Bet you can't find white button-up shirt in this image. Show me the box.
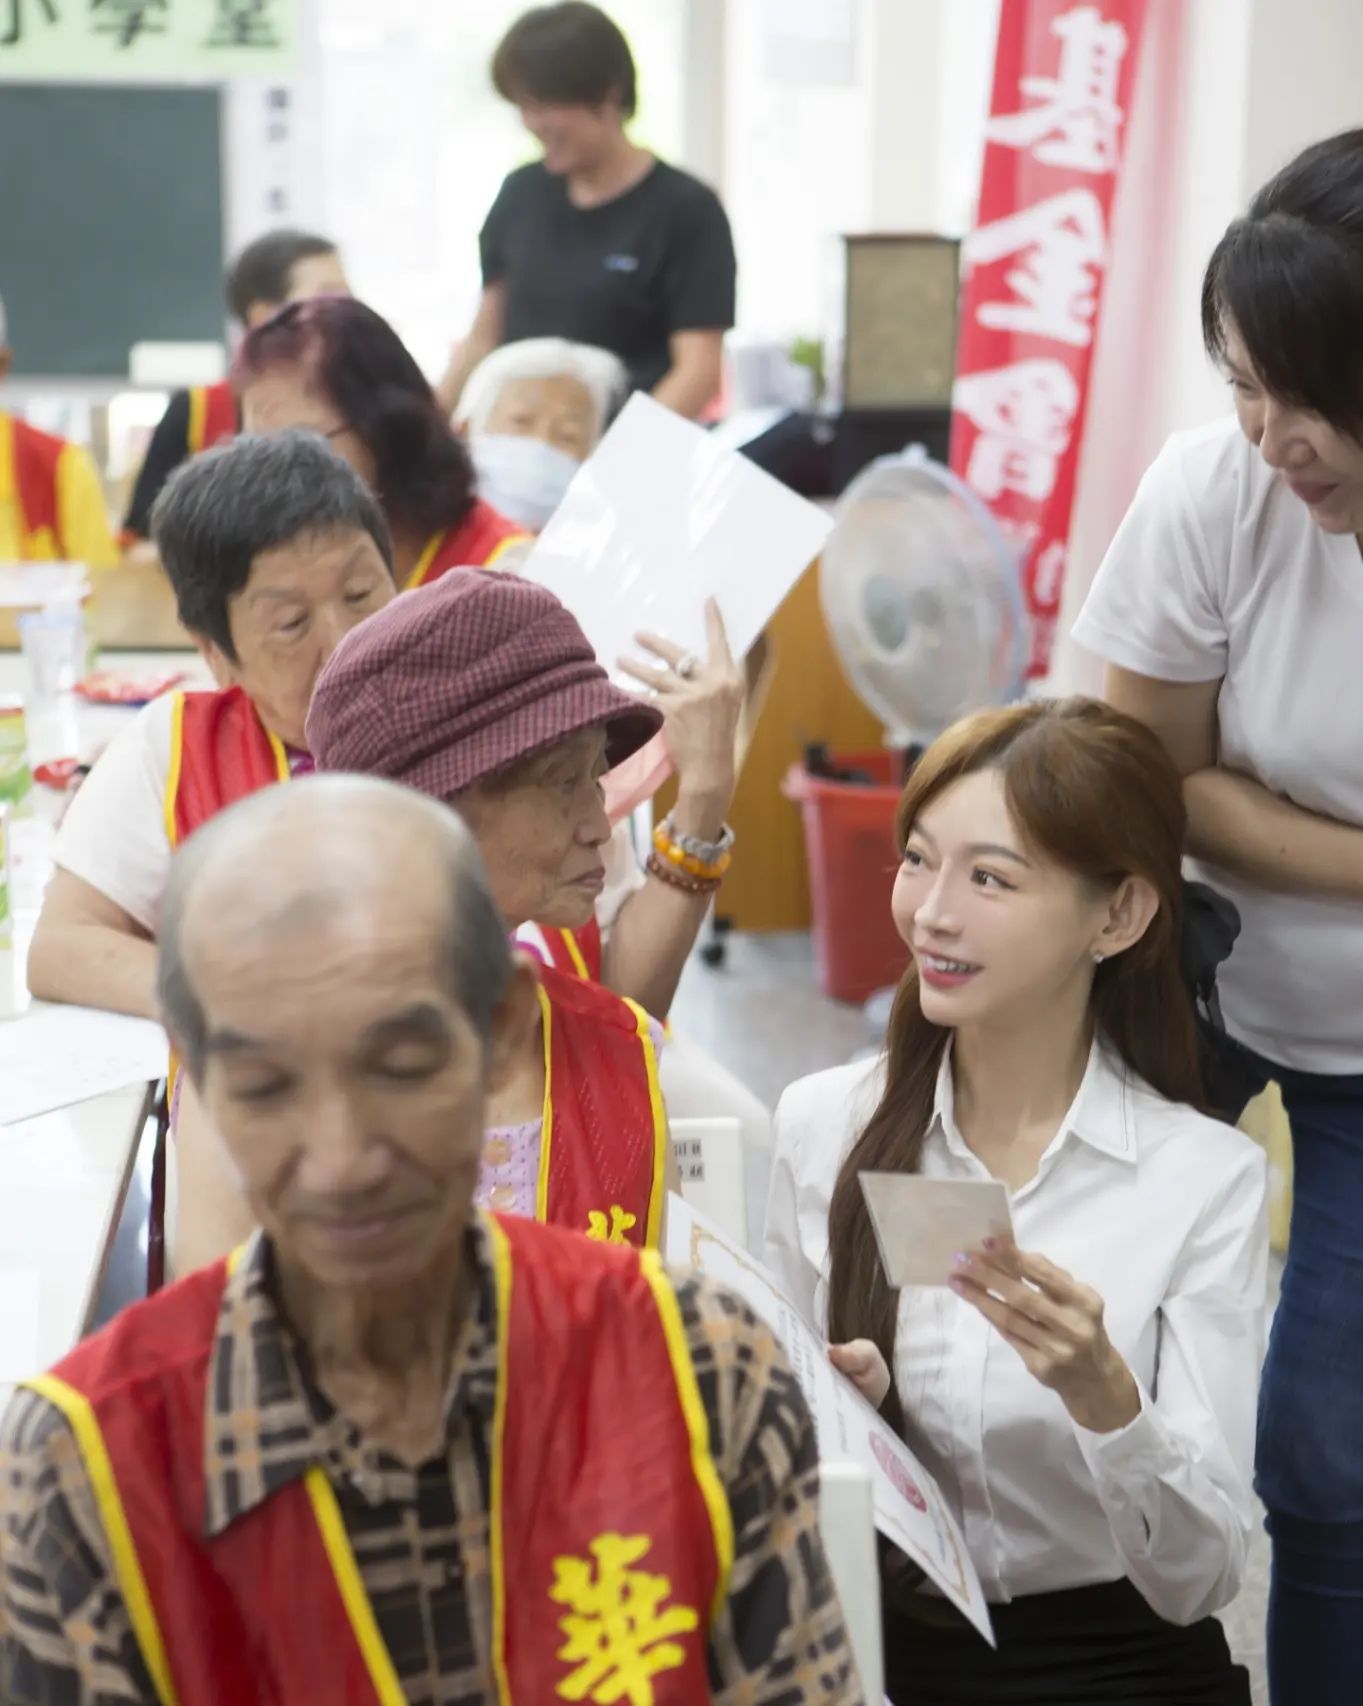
[762,1041,1269,1625]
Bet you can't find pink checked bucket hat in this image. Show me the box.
[304,569,662,797]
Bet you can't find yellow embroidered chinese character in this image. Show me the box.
[550,1532,698,1704]
[585,1204,637,1244]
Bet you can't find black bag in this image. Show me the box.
[1179,880,1264,1120]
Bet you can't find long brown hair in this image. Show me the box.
[825,698,1202,1436]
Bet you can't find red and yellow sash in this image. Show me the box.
[539,917,604,983]
[163,687,291,849]
[25,1214,730,1704]
[404,499,527,590]
[1,411,63,558]
[536,963,666,1248]
[186,381,238,456]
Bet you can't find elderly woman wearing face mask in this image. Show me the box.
[306,568,684,1248]
[457,336,627,531]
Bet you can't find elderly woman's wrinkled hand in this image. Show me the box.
[618,599,744,811]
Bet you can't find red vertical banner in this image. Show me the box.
[949,0,1148,677]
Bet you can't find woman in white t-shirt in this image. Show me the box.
[1074,129,1363,1702]
[763,699,1265,1705]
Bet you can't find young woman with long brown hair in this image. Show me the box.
[763,699,1267,1705]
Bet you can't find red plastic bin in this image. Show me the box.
[784,749,911,1004]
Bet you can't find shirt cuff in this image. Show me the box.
[1071,1379,1167,1479]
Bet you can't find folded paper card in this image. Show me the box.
[860,1172,1014,1289]
[666,1194,994,1643]
[517,393,832,680]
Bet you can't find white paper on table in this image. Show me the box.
[0,1269,40,1383]
[0,1005,167,1127]
[666,1196,994,1643]
[860,1173,1014,1290]
[517,393,833,681]
[0,562,89,607]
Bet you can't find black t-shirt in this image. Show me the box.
[122,390,203,538]
[480,160,737,395]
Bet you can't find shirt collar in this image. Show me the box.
[931,1035,1138,1167]
[200,1215,501,1539]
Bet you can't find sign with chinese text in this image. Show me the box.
[949,0,1148,677]
[0,0,295,79]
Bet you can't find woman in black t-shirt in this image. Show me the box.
[438,2,736,423]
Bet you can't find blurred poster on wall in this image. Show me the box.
[0,0,297,80]
[949,0,1149,678]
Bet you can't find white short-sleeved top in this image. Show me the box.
[1073,414,1363,1071]
[53,689,644,942]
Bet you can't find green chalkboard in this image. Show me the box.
[0,83,225,379]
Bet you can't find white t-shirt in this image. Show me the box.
[54,689,645,943]
[1073,414,1363,1072]
[763,1043,1268,1622]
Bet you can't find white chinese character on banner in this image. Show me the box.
[954,359,1079,502]
[967,189,1107,348]
[986,4,1129,173]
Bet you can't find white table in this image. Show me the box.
[0,651,202,1403]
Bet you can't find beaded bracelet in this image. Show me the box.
[652,817,736,882]
[646,849,724,896]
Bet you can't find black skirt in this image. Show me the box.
[882,1578,1252,1705]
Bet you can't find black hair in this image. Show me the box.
[226,228,338,324]
[1202,128,1363,439]
[149,430,394,662]
[492,2,637,118]
[235,297,479,545]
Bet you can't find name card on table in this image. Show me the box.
[665,1195,994,1644]
[0,1005,168,1127]
[517,393,833,684]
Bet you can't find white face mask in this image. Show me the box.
[471,434,583,532]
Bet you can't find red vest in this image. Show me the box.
[164,687,290,848]
[405,500,527,589]
[26,1214,731,1704]
[5,412,63,551]
[536,963,666,1247]
[185,381,238,456]
[539,916,605,983]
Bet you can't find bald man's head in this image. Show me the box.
[158,775,513,1080]
[157,776,539,1291]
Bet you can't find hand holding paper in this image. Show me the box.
[949,1238,1143,1434]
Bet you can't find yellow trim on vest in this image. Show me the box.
[22,1373,181,1706]
[636,1252,735,1628]
[483,531,528,571]
[558,928,591,980]
[404,531,443,590]
[187,387,207,456]
[484,1211,516,1706]
[533,981,555,1223]
[163,692,186,850]
[625,999,668,1250]
[304,1468,407,1705]
[265,724,291,782]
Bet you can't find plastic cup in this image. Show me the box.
[17,604,87,704]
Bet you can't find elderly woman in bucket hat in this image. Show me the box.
[306,569,683,1246]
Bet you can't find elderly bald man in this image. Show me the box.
[0,777,859,1705]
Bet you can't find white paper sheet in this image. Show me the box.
[517,393,833,678]
[666,1196,994,1643]
[860,1173,1014,1289]
[0,1004,167,1127]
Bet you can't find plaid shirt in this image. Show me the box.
[0,1220,860,1704]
